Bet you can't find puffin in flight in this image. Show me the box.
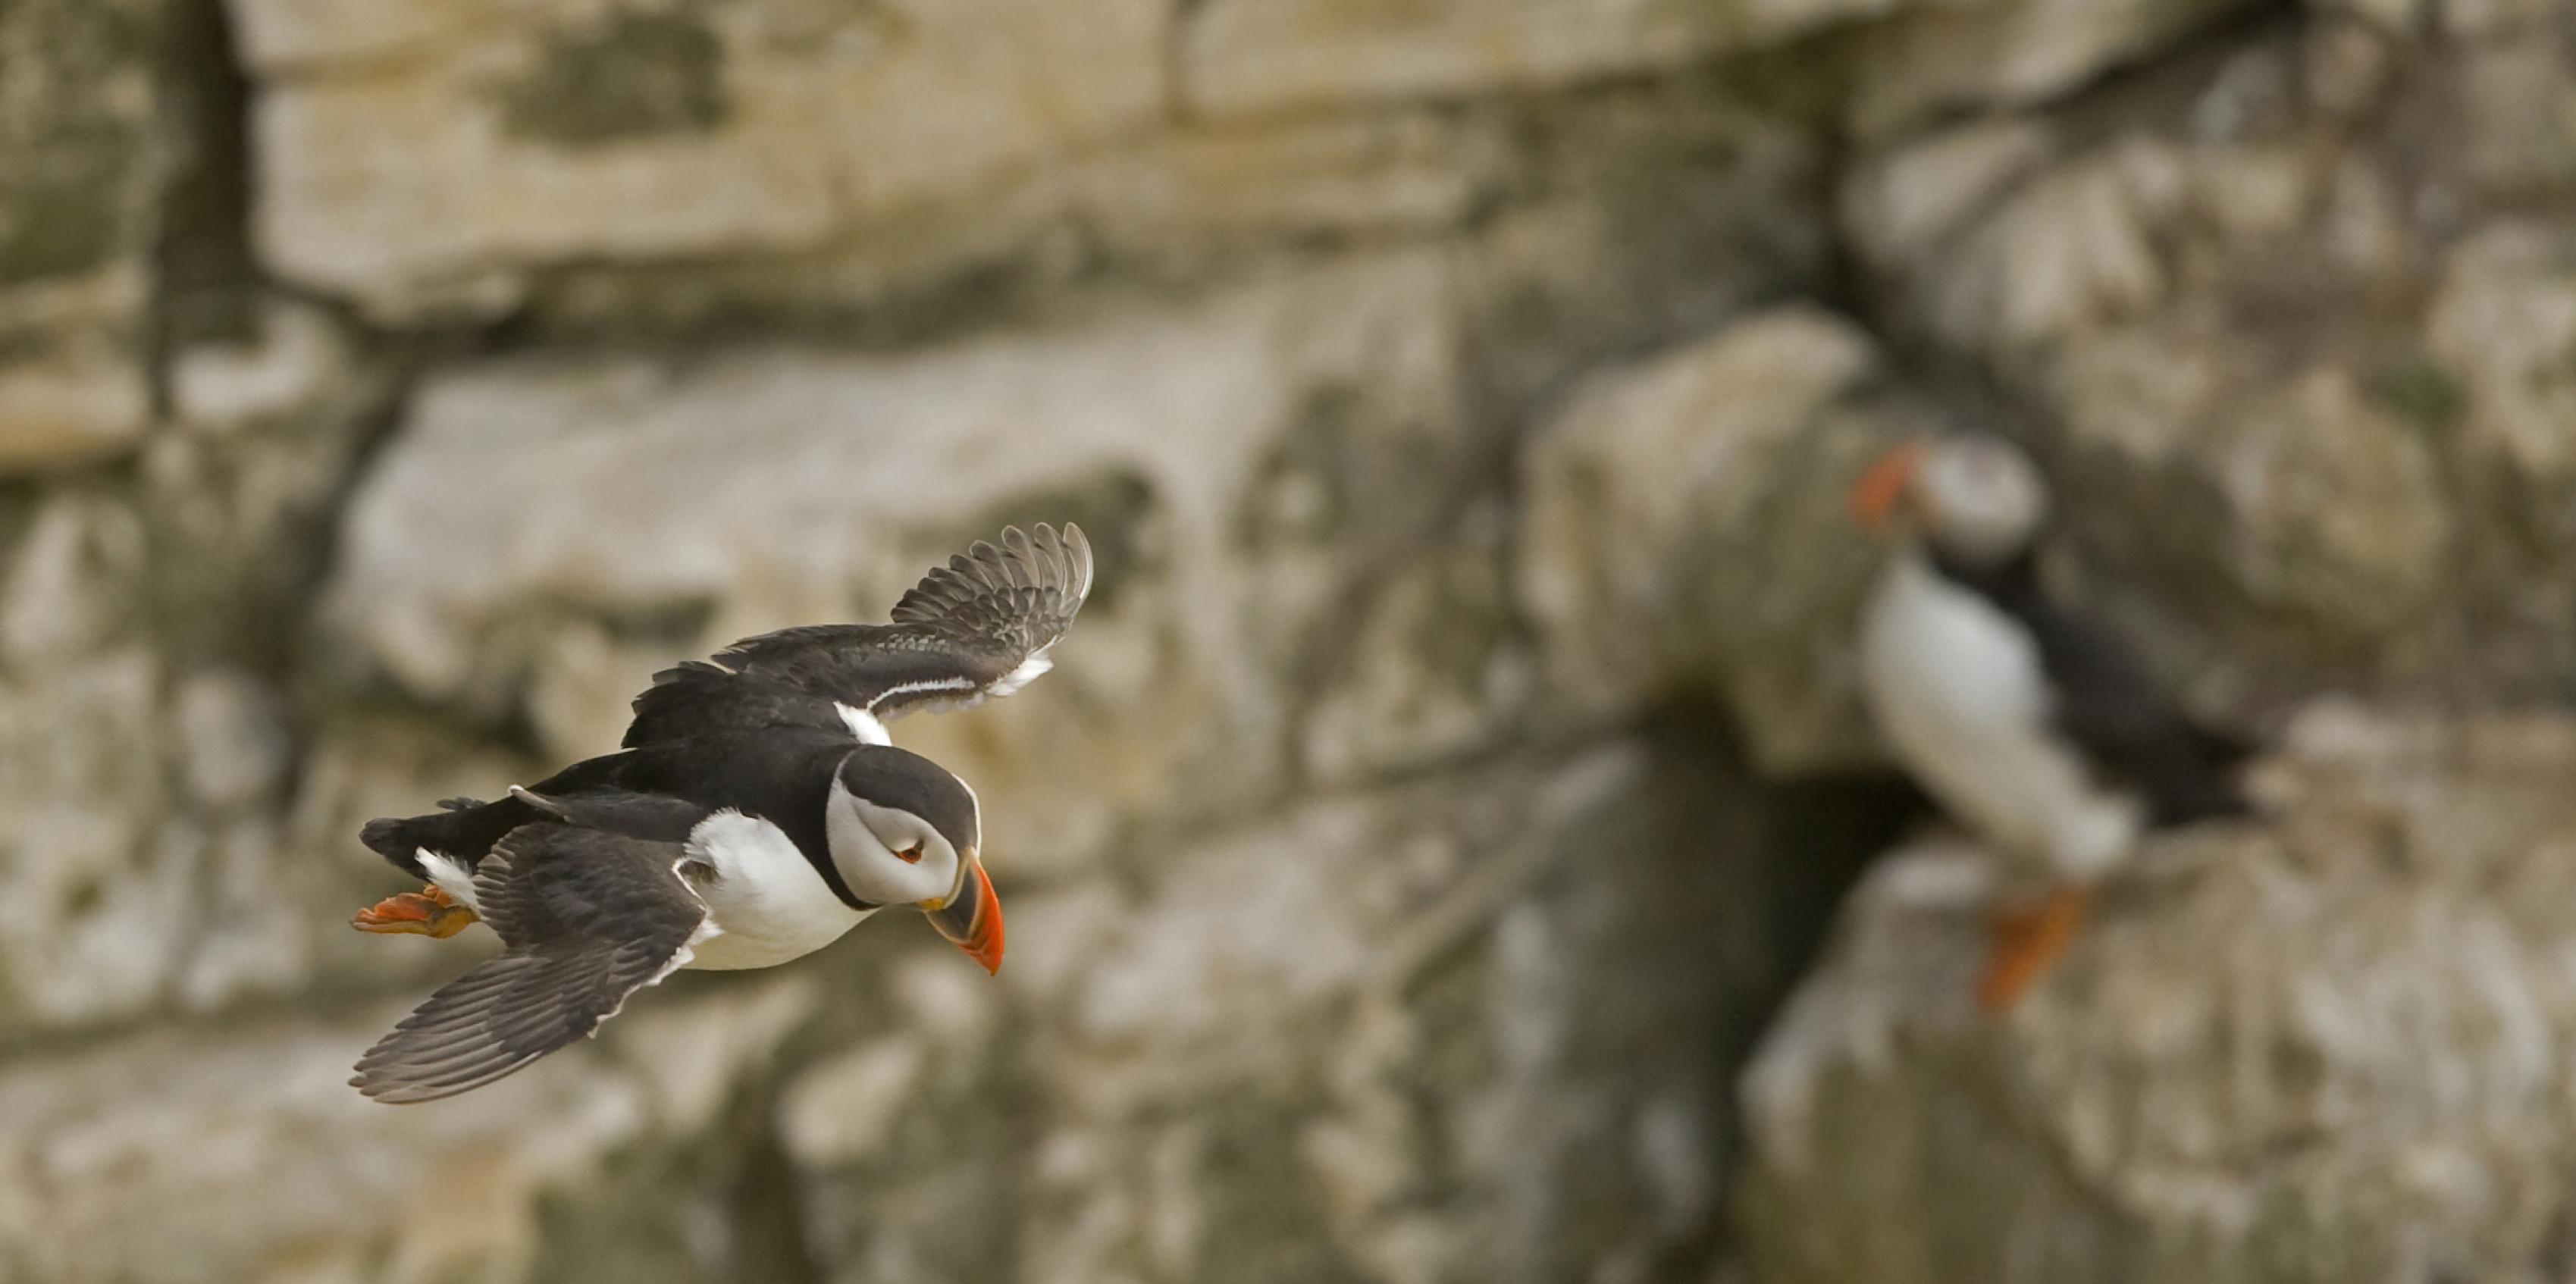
[346,523,1092,1101]
[1848,437,2252,1012]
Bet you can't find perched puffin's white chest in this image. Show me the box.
[1858,550,2140,879]
[679,812,873,970]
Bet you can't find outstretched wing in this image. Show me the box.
[622,522,1093,748]
[352,824,706,1104]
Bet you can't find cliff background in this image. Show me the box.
[3,1,2573,1281]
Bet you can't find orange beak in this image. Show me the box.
[923,860,1004,975]
[1848,440,1928,534]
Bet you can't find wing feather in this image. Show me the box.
[352,824,706,1104]
[622,522,1092,747]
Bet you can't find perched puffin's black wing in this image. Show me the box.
[622,522,1092,747]
[1938,550,2255,826]
[2026,608,2254,825]
[352,824,704,1104]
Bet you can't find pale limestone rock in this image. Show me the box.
[143,316,393,661]
[2302,16,2397,119]
[1853,27,2486,656]
[1302,531,1529,786]
[719,0,1166,215]
[1740,709,2576,1284]
[1920,141,2178,353]
[227,0,514,72]
[2309,0,2426,30]
[1517,305,1890,772]
[174,669,294,812]
[171,301,358,433]
[15,3,2574,1279]
[613,974,822,1132]
[1840,118,2059,271]
[2045,326,2228,468]
[1058,788,1399,1052]
[327,254,1464,874]
[0,650,177,1026]
[254,55,843,319]
[1851,0,2258,136]
[2440,0,2566,36]
[0,979,813,1284]
[2043,347,2452,639]
[1073,111,1510,252]
[1457,82,1833,408]
[0,0,160,470]
[2430,224,2576,495]
[2190,143,2313,238]
[171,818,318,1013]
[2212,368,2451,632]
[779,1039,932,1168]
[2317,153,2414,288]
[779,741,1803,1284]
[0,488,145,664]
[1180,0,1877,120]
[524,618,673,764]
[252,0,1165,318]
[2452,39,2576,196]
[0,342,151,473]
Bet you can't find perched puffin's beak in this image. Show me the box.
[922,850,1004,975]
[1849,440,1928,535]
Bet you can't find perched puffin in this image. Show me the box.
[1847,437,2251,1012]
[346,523,1092,1101]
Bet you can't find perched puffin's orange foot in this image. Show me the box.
[353,885,478,939]
[1976,885,2090,1014]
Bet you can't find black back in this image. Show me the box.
[1929,549,2255,826]
[362,728,868,906]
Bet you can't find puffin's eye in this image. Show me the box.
[895,843,924,864]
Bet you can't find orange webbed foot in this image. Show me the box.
[1976,885,2090,1014]
[353,883,479,939]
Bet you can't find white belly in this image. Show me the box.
[680,812,874,970]
[1859,552,2140,879]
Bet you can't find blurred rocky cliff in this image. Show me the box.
[2,0,2574,1281]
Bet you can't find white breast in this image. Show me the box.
[1858,551,2140,879]
[679,810,873,970]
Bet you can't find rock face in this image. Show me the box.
[0,0,158,471]
[1739,707,2576,1284]
[2,0,2572,1280]
[1517,305,1914,775]
[777,742,1834,1284]
[245,0,1168,318]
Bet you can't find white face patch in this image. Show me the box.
[825,776,961,907]
[1919,438,2048,562]
[682,810,870,970]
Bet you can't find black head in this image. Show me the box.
[835,744,981,857]
[1851,434,2051,565]
[826,744,1003,973]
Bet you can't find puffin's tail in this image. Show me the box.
[359,796,538,878]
